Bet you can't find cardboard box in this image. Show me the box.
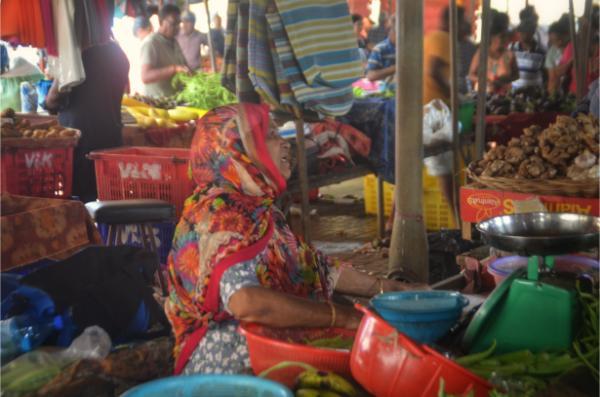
[460,185,600,223]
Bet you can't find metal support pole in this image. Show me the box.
[569,0,581,101]
[376,175,385,239]
[474,0,491,161]
[580,0,594,99]
[388,0,428,283]
[204,0,217,73]
[294,119,311,243]
[449,0,460,226]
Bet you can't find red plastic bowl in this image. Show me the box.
[239,323,354,388]
[350,305,492,397]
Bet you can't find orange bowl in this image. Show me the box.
[350,305,492,397]
[239,323,354,388]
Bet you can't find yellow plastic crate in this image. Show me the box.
[363,168,456,231]
[423,190,456,230]
[363,174,395,216]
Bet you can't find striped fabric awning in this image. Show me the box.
[274,0,363,88]
[223,0,362,118]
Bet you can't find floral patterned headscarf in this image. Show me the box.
[166,104,336,374]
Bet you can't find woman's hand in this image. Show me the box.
[334,267,430,298]
[335,303,363,330]
[228,286,362,330]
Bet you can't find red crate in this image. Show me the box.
[89,146,194,217]
[1,146,74,198]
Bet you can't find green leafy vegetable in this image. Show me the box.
[171,72,237,110]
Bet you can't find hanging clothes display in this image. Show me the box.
[39,0,58,56]
[273,0,363,89]
[269,29,301,116]
[47,0,86,92]
[224,0,362,118]
[267,10,355,116]
[222,0,261,103]
[0,0,46,49]
[74,0,114,50]
[247,0,280,107]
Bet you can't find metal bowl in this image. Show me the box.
[476,213,600,256]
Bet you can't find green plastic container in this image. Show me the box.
[465,277,578,354]
[459,101,475,134]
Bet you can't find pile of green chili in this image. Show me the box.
[452,283,599,396]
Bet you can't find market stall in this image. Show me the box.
[1,0,599,396]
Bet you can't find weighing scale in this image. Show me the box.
[462,213,600,354]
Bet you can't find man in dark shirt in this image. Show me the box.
[210,13,225,58]
[45,41,129,202]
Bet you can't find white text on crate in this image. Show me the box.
[118,162,162,180]
[25,152,53,169]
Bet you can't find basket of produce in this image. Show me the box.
[239,323,354,388]
[1,108,81,198]
[1,108,80,148]
[484,89,576,115]
[468,114,599,198]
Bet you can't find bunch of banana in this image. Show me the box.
[294,370,357,397]
[125,106,177,128]
[258,361,357,397]
[167,107,200,122]
[125,106,199,128]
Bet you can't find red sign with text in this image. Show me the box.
[460,185,600,223]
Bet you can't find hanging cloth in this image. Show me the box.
[47,0,86,92]
[0,0,46,49]
[74,0,113,50]
[222,0,261,103]
[40,0,58,56]
[247,0,280,107]
[267,27,301,116]
[266,10,355,116]
[273,0,362,88]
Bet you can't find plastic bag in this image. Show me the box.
[1,326,111,397]
[62,326,111,360]
[423,99,453,176]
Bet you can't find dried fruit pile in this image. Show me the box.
[470,114,599,180]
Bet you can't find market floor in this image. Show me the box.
[289,177,391,278]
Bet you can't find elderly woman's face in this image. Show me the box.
[265,124,292,180]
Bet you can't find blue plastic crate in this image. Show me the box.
[97,222,175,265]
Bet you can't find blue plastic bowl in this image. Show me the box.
[121,374,293,397]
[371,291,469,343]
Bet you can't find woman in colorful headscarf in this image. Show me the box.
[166,104,424,375]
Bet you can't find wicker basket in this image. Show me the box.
[466,168,599,198]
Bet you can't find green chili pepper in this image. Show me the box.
[456,340,496,366]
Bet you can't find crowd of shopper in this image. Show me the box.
[361,5,599,99]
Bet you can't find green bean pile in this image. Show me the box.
[453,284,599,396]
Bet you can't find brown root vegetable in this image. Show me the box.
[505,147,526,165]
